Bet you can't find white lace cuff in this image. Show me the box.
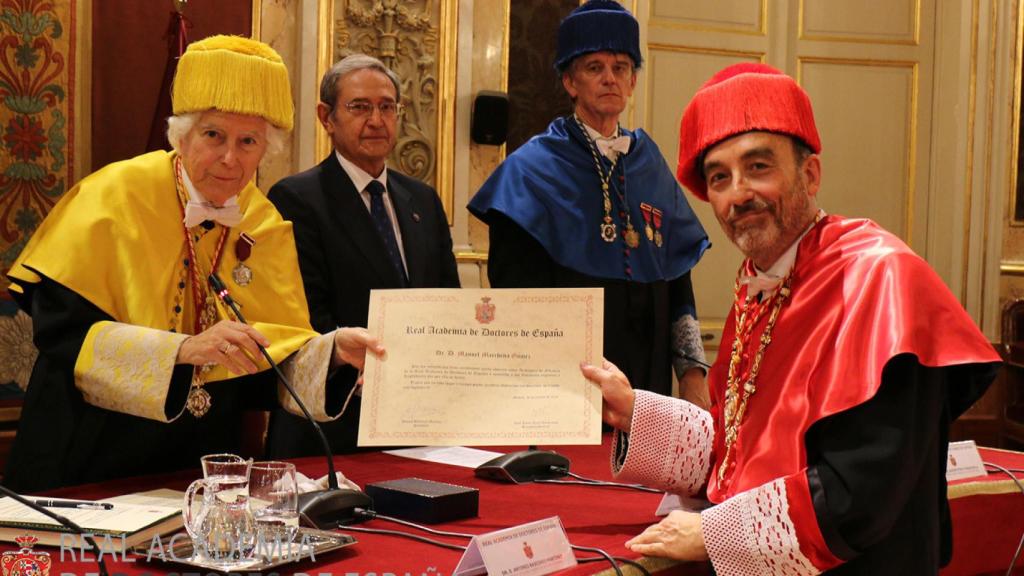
[612,390,713,495]
[702,478,820,576]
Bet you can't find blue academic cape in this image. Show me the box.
[468,117,709,283]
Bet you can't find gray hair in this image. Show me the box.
[319,54,401,113]
[166,112,286,157]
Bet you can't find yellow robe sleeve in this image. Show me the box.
[74,321,190,422]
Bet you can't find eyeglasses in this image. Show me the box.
[343,100,403,118]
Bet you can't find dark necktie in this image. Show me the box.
[366,180,408,286]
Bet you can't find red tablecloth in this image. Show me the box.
[5,440,1021,575]
[1,437,708,575]
[944,447,1024,576]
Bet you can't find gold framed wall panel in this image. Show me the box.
[316,0,458,223]
[649,0,766,36]
[799,0,921,46]
[959,0,982,301]
[977,0,999,316]
[251,1,261,37]
[1007,0,1024,227]
[644,44,763,356]
[463,0,511,267]
[797,57,919,245]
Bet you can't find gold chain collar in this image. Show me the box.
[172,157,229,418]
[718,265,793,482]
[573,115,639,247]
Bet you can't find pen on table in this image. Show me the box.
[34,499,113,510]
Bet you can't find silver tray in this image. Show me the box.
[132,527,357,571]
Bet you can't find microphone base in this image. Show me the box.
[474,449,570,483]
[297,488,373,528]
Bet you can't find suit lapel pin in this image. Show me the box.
[232,231,255,286]
[412,212,421,222]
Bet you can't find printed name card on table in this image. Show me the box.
[453,516,576,576]
[946,440,988,482]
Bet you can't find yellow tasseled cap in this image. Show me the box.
[172,35,294,131]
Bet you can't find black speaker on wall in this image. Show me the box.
[471,90,509,146]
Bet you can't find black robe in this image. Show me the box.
[5,278,281,492]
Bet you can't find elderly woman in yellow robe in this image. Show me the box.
[5,36,378,491]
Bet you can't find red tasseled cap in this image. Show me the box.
[677,63,821,201]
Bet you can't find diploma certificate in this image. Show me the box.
[358,288,603,446]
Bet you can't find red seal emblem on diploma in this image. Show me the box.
[475,296,496,324]
[2,535,51,576]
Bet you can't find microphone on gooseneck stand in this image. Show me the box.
[0,484,109,576]
[207,273,372,528]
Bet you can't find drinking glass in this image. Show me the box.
[249,461,299,547]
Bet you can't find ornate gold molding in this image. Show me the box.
[961,0,981,301]
[1008,0,1024,227]
[645,43,765,59]
[797,57,919,247]
[1001,260,1024,276]
[251,0,261,38]
[436,0,458,223]
[316,1,334,162]
[798,0,920,46]
[499,0,510,161]
[318,0,458,223]
[978,0,999,313]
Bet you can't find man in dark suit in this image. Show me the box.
[266,54,460,457]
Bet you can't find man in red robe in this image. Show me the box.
[581,63,1001,575]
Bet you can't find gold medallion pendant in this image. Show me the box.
[232,262,253,286]
[600,222,617,242]
[186,386,212,417]
[624,227,640,248]
[640,202,655,241]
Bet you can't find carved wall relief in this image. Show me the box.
[322,0,457,214]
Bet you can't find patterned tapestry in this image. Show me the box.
[0,0,74,392]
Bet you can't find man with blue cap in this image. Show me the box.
[469,0,710,404]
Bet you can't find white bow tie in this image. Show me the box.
[596,135,631,158]
[183,200,243,228]
[739,275,783,302]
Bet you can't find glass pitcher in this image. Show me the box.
[183,454,257,565]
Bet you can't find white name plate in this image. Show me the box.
[946,440,988,482]
[453,516,576,576]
